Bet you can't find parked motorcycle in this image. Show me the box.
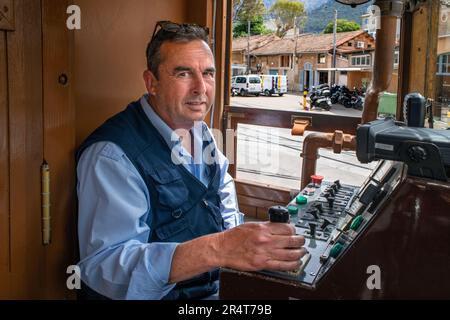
[350,93,364,110]
[311,96,332,111]
[309,84,332,111]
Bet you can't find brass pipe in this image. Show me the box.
[41,161,51,245]
[362,0,404,124]
[299,1,404,186]
[301,131,356,189]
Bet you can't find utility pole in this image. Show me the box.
[292,17,297,70]
[331,9,338,85]
[247,20,251,74]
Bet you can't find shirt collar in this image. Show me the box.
[139,94,208,161]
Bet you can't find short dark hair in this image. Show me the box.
[146,21,209,79]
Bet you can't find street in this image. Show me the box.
[231,92,363,117]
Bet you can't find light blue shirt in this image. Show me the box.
[77,95,242,300]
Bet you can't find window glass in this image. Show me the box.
[236,124,377,189]
[433,2,450,129]
[229,1,400,189]
[318,53,326,64]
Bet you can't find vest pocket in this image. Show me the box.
[148,168,188,209]
[202,198,225,230]
[155,215,194,241]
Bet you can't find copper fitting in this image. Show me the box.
[291,119,309,136]
[332,130,344,153]
[301,131,356,189]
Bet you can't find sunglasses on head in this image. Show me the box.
[151,20,209,41]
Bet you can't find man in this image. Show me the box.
[76,21,306,300]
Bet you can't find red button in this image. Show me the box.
[311,175,324,186]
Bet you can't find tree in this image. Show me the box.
[323,19,361,34]
[233,15,271,38]
[233,0,266,22]
[270,0,306,38]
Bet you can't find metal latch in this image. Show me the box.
[0,0,15,31]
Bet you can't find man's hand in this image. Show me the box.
[214,222,306,272]
[169,222,306,284]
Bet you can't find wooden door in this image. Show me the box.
[0,0,76,299]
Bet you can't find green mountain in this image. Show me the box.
[304,1,372,33]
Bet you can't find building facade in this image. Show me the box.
[233,30,376,92]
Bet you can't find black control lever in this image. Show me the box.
[327,197,335,209]
[313,203,324,213]
[321,218,332,230]
[331,184,338,192]
[308,208,319,220]
[309,223,316,237]
[334,180,341,189]
[268,206,290,223]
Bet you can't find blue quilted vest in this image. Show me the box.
[76,100,224,300]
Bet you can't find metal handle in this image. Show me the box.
[41,161,51,245]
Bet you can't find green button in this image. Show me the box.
[296,195,307,205]
[287,205,298,215]
[350,215,364,231]
[330,243,344,259]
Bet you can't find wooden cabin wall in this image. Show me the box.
[73,0,218,146]
[0,0,217,299]
[0,0,81,300]
[0,0,46,299]
[0,12,10,299]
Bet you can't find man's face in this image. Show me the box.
[144,39,215,130]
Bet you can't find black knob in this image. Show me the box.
[268,206,290,223]
[328,188,335,197]
[334,180,341,189]
[313,203,324,213]
[331,184,338,192]
[327,197,335,209]
[408,145,428,163]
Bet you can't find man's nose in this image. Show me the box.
[192,74,207,95]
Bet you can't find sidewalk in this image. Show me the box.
[231,93,362,117]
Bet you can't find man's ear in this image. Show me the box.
[143,70,158,96]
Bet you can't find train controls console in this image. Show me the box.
[260,159,402,288]
[220,117,450,299]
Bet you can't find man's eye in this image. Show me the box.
[204,72,215,78]
[177,72,191,78]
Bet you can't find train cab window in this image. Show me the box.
[227,1,401,199]
[433,2,450,129]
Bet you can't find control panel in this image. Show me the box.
[262,160,404,288]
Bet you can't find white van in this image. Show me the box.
[231,75,262,96]
[260,75,288,96]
